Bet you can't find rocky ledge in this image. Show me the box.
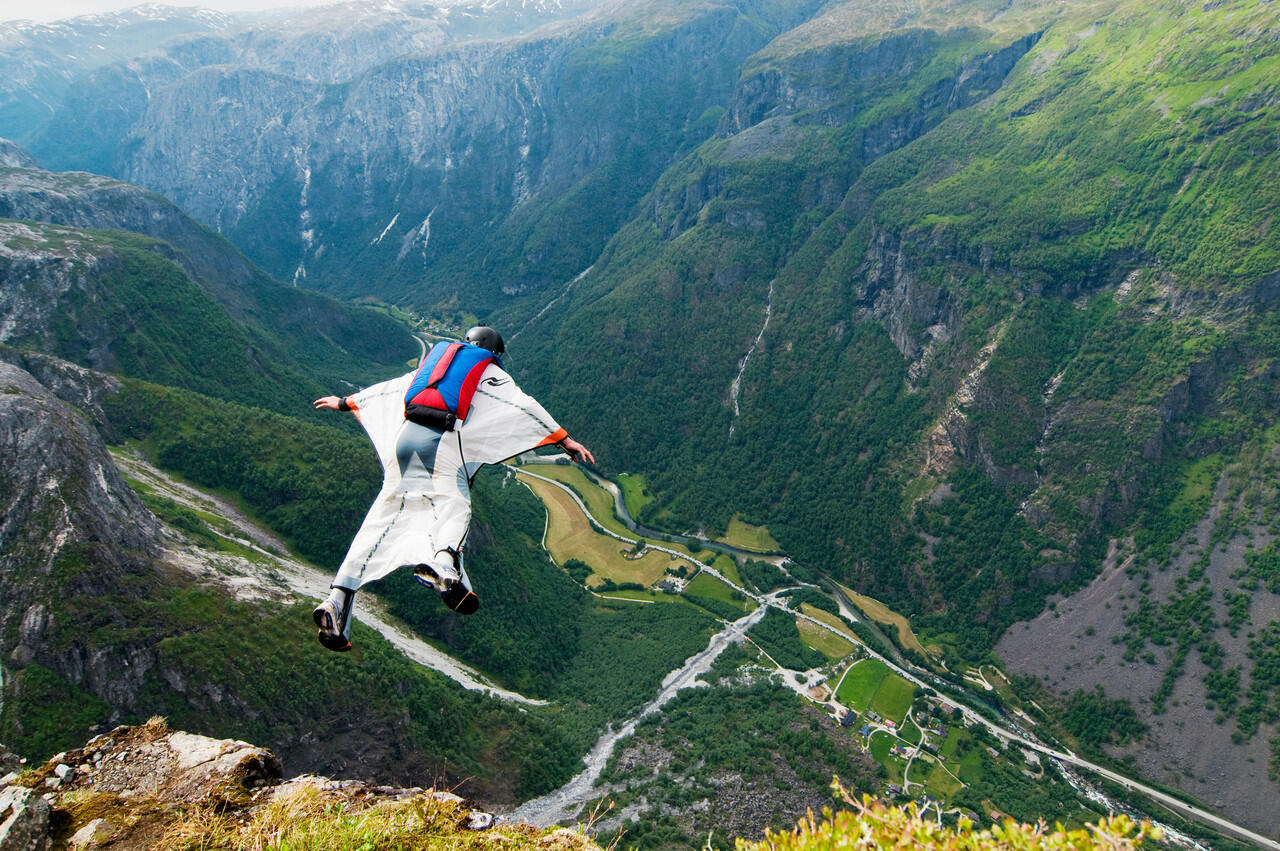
[0,719,554,851]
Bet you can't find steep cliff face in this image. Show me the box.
[11,1,821,301]
[5,1,606,169]
[0,360,153,581]
[0,360,160,732]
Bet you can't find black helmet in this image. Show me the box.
[464,325,505,355]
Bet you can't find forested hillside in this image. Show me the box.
[505,0,1280,829]
[0,162,412,411]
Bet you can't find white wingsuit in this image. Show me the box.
[329,362,567,593]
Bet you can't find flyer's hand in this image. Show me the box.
[562,437,595,465]
[313,395,344,411]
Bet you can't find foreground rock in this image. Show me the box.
[0,784,49,851]
[0,719,514,850]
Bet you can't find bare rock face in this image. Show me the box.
[0,784,50,851]
[0,360,157,585]
[0,359,162,726]
[0,140,37,169]
[0,745,19,776]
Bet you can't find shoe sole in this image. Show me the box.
[313,604,352,652]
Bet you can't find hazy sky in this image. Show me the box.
[0,0,336,23]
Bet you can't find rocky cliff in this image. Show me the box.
[0,139,37,169]
[0,719,540,851]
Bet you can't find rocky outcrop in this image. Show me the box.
[0,140,37,169]
[0,360,157,588]
[0,349,123,441]
[0,785,49,851]
[854,225,958,364]
[0,166,264,313]
[0,720,507,851]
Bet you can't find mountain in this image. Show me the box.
[0,158,412,411]
[4,0,817,295]
[0,5,234,142]
[0,1,605,161]
[513,0,1280,831]
[5,0,1280,837]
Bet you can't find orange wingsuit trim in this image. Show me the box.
[537,427,569,447]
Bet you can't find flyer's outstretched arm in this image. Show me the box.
[561,436,594,464]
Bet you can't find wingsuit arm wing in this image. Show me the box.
[460,365,567,464]
[348,372,415,470]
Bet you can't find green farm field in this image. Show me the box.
[516,470,674,587]
[925,761,965,799]
[684,571,755,612]
[870,673,917,723]
[715,515,781,553]
[594,588,680,604]
[797,616,856,660]
[708,553,742,585]
[799,603,860,644]
[616,471,654,518]
[836,659,915,724]
[837,659,889,711]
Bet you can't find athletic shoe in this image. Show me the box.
[313,590,353,652]
[412,559,460,591]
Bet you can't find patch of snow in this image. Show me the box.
[396,208,433,262]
